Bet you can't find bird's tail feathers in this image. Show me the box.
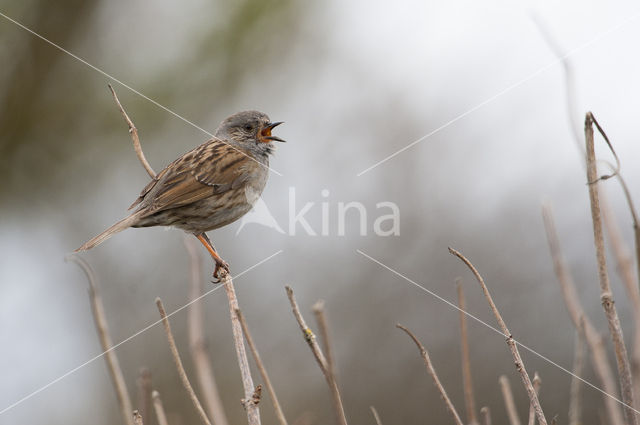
[75,212,142,251]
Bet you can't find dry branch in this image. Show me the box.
[601,194,640,404]
[569,326,585,425]
[448,248,547,425]
[541,203,624,425]
[235,308,289,425]
[285,286,348,425]
[184,238,230,425]
[67,255,134,425]
[480,407,492,425]
[599,160,640,405]
[108,84,156,178]
[156,298,212,425]
[152,391,170,425]
[531,16,583,155]
[313,301,337,385]
[137,368,153,425]
[499,376,521,425]
[369,406,383,425]
[456,280,478,425]
[527,373,541,425]
[397,324,464,425]
[602,171,640,290]
[220,272,261,425]
[585,112,637,425]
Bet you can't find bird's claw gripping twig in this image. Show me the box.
[212,259,230,283]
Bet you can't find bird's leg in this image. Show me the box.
[195,233,230,283]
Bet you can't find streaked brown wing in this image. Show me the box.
[130,139,254,216]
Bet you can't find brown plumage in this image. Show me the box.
[76,110,284,279]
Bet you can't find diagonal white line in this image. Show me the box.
[356,249,640,416]
[0,11,283,177]
[0,249,283,416]
[356,11,640,177]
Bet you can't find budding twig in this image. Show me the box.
[285,286,347,425]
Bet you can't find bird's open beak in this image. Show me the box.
[260,121,286,143]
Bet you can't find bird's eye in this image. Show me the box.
[243,124,253,131]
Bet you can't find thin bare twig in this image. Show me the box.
[531,16,583,155]
[600,178,640,298]
[600,163,640,397]
[313,301,337,385]
[600,162,640,269]
[448,248,547,425]
[527,373,541,425]
[541,203,624,425]
[285,286,348,425]
[569,325,585,425]
[369,406,383,425]
[585,112,637,425]
[312,301,347,425]
[619,181,640,291]
[601,192,640,405]
[67,255,134,425]
[286,287,328,373]
[397,324,464,425]
[456,280,478,425]
[480,407,492,425]
[137,368,153,425]
[499,376,521,425]
[184,238,230,425]
[152,391,170,425]
[156,298,212,425]
[614,172,640,291]
[235,308,289,425]
[108,84,156,178]
[221,272,261,425]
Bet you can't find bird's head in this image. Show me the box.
[215,110,285,156]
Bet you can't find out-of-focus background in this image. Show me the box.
[1,0,640,424]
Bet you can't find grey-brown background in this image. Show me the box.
[1,0,640,424]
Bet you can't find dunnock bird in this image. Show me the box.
[76,110,284,280]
